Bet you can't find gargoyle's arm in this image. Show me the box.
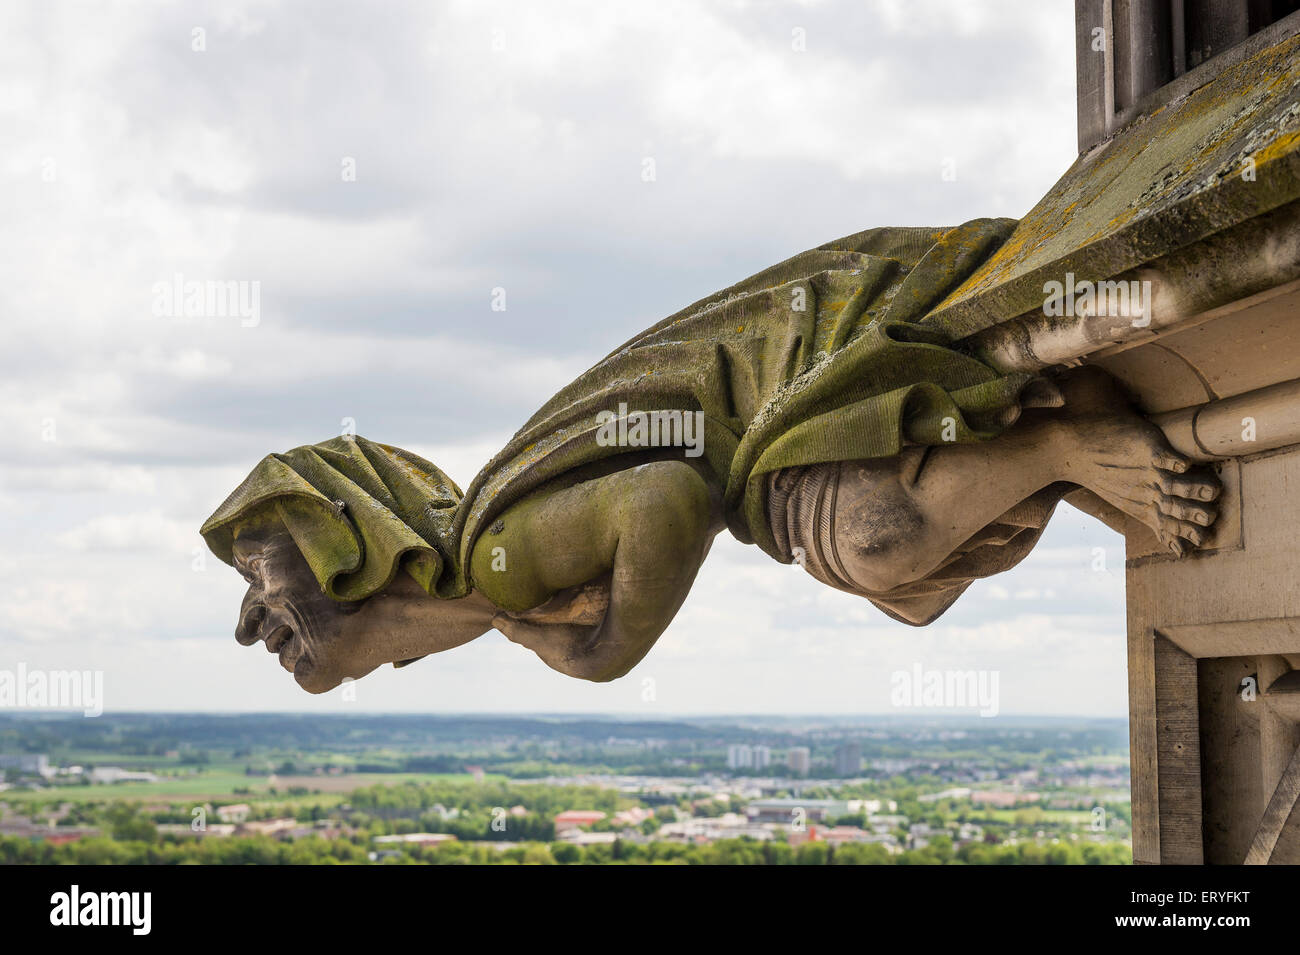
[470,460,720,681]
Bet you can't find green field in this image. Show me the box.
[974,808,1098,825]
[4,770,504,806]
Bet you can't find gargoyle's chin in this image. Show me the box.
[273,626,335,692]
[291,655,380,694]
[291,655,340,694]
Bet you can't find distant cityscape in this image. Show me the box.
[0,714,1134,864]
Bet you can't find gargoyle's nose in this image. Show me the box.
[235,590,267,646]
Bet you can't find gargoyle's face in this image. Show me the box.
[231,532,374,693]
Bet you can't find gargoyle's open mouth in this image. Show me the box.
[235,598,309,672]
[264,624,293,654]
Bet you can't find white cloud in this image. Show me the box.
[0,0,1116,714]
[56,511,197,554]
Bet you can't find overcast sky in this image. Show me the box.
[1,0,1132,717]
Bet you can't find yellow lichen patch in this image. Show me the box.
[1255,125,1300,166]
[927,27,1300,333]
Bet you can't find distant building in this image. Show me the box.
[157,823,236,838]
[971,790,1040,808]
[216,803,251,824]
[238,818,298,837]
[612,807,654,827]
[918,787,972,803]
[554,810,607,832]
[726,744,752,770]
[833,743,861,777]
[88,767,157,785]
[0,754,51,777]
[868,814,909,834]
[656,812,772,844]
[559,830,618,846]
[786,747,810,775]
[373,833,458,847]
[751,745,772,770]
[787,825,897,849]
[0,820,97,843]
[745,798,851,825]
[819,826,872,846]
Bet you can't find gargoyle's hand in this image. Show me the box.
[492,612,604,677]
[491,578,612,678]
[507,578,610,627]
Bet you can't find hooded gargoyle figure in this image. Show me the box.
[201,219,1220,692]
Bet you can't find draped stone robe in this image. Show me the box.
[201,217,1057,609]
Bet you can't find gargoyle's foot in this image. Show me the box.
[1053,367,1221,556]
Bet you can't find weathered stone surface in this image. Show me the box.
[928,31,1300,340]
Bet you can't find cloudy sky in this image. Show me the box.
[1,0,1131,717]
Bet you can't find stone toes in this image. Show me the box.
[1156,514,1206,552]
[1154,451,1189,473]
[1158,494,1217,527]
[1157,471,1221,502]
[1170,519,1206,548]
[1156,473,1193,497]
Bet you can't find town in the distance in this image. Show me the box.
[0,713,1132,864]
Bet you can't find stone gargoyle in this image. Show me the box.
[201,218,1220,692]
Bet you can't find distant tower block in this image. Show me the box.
[726,744,753,770]
[834,743,862,777]
[787,747,811,776]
